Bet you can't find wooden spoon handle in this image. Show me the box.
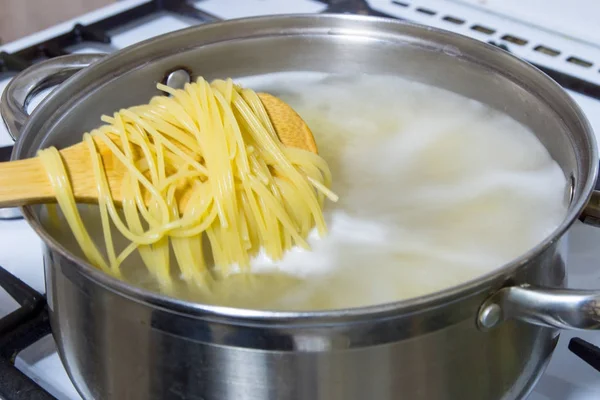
[0,158,55,208]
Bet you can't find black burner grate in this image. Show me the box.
[0,0,220,77]
[0,266,53,400]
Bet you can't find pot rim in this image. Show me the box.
[15,13,598,324]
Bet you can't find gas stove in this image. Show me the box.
[2,1,600,399]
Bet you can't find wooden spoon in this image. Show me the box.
[0,93,317,209]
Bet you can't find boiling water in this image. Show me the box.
[41,73,568,310]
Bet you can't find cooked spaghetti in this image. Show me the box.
[37,77,337,293]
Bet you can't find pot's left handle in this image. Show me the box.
[0,54,105,220]
[1,53,106,141]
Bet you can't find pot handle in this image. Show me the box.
[0,53,106,141]
[477,285,600,331]
[477,180,600,331]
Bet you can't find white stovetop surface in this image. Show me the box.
[1,0,600,399]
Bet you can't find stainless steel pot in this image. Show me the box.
[2,14,600,400]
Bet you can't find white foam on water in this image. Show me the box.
[41,72,568,310]
[231,72,567,309]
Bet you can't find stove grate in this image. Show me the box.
[0,0,217,77]
[0,266,53,400]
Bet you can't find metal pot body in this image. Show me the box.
[45,242,564,400]
[3,15,598,400]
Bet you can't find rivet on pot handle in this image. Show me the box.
[0,53,107,141]
[477,285,600,331]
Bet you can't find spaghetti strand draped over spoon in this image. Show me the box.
[37,77,338,292]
